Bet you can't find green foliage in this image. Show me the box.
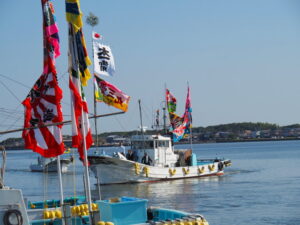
[193,122,278,134]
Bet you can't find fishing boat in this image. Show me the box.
[29,156,74,173]
[88,134,231,184]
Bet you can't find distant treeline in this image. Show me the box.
[97,122,300,137]
[1,122,300,148]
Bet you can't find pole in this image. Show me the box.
[163,104,166,134]
[92,31,99,151]
[163,83,168,134]
[0,111,125,136]
[92,31,102,201]
[187,82,193,151]
[56,156,64,206]
[190,126,193,151]
[138,99,145,151]
[70,23,93,224]
[80,111,93,223]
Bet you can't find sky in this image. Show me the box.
[0,0,300,140]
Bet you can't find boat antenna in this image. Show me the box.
[163,83,168,135]
[138,99,145,151]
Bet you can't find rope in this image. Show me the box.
[0,73,31,89]
[0,80,22,103]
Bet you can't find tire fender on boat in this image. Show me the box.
[198,166,205,174]
[182,167,190,175]
[3,209,23,225]
[143,167,150,177]
[134,163,140,175]
[208,164,215,171]
[169,168,176,176]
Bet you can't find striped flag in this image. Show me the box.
[22,0,64,157]
[66,0,93,161]
[65,0,82,32]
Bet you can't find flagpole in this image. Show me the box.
[56,156,64,206]
[86,14,101,201]
[91,31,102,201]
[80,111,93,220]
[187,82,193,151]
[68,22,93,223]
[92,32,99,153]
[163,83,168,135]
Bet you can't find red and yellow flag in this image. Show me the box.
[94,75,130,112]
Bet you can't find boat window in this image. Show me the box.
[131,141,154,149]
[157,141,169,147]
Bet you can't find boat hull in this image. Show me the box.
[30,159,72,173]
[89,155,229,184]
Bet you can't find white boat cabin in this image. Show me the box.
[130,135,179,167]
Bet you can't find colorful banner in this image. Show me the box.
[93,41,115,77]
[168,86,192,142]
[172,115,189,142]
[66,0,91,86]
[166,89,177,113]
[22,0,64,157]
[66,0,93,161]
[94,75,130,112]
[183,85,192,135]
[169,112,183,130]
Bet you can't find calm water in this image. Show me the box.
[1,140,300,225]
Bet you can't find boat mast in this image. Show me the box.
[138,99,145,150]
[163,83,168,135]
[187,82,193,150]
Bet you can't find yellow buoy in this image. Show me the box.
[80,204,85,212]
[97,222,105,225]
[83,204,89,211]
[55,210,62,218]
[48,211,55,219]
[43,211,50,219]
[92,203,98,211]
[71,206,77,215]
[105,222,114,225]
